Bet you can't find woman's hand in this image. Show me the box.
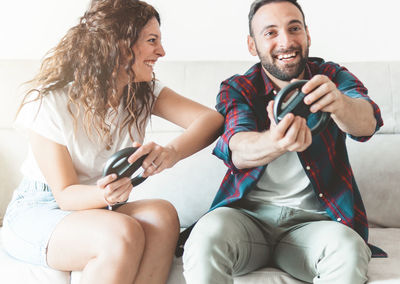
[128,141,180,178]
[97,174,133,207]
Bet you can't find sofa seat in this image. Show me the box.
[1,227,399,284]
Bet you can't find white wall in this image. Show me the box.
[1,0,399,62]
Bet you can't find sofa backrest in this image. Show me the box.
[0,60,399,228]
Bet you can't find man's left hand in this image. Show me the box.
[301,75,346,117]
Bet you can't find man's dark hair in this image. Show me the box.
[248,0,306,36]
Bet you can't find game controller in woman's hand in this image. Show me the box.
[103,147,148,187]
[273,80,330,136]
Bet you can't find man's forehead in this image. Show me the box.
[251,2,304,32]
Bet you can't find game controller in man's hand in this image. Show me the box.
[103,147,148,187]
[273,80,330,136]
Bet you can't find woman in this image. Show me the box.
[2,0,223,283]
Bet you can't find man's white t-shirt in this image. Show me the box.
[15,81,165,185]
[245,151,326,213]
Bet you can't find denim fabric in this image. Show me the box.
[2,178,71,267]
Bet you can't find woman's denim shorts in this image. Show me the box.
[2,178,72,267]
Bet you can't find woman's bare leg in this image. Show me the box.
[116,199,180,284]
[46,209,145,284]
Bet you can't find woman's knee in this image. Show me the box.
[99,215,145,260]
[137,199,180,235]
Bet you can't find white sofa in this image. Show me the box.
[0,60,399,283]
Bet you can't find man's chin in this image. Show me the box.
[264,62,304,81]
[270,70,301,81]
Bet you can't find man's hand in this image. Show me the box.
[267,100,312,153]
[300,75,376,136]
[229,101,312,169]
[301,75,346,116]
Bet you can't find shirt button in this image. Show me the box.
[306,166,311,170]
[337,217,342,222]
[319,193,323,198]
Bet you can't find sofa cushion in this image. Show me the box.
[131,135,225,228]
[343,62,400,135]
[347,135,400,228]
[0,129,27,226]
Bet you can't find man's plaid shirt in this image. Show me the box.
[211,58,386,257]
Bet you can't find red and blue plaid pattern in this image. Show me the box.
[211,58,386,257]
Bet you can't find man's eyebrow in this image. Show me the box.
[259,24,277,35]
[259,19,304,35]
[288,19,304,26]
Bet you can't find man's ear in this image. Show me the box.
[306,26,311,47]
[247,35,258,56]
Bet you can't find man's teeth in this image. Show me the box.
[277,53,296,60]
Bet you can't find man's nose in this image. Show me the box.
[277,30,292,47]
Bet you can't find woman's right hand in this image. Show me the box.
[96,174,133,206]
[127,141,180,178]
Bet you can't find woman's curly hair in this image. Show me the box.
[19,0,160,143]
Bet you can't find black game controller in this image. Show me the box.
[273,80,330,136]
[103,147,148,187]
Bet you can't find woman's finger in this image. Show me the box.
[96,173,117,189]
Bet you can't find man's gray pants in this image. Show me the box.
[183,200,371,284]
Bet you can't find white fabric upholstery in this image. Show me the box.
[1,60,399,283]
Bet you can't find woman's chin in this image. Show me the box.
[133,75,153,83]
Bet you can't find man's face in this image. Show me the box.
[248,2,310,82]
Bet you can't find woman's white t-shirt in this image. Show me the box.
[15,81,165,185]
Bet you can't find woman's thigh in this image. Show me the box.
[46,209,144,271]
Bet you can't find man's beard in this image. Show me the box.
[258,46,309,81]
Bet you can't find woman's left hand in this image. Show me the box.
[127,141,180,177]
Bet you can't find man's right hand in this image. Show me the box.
[229,101,312,169]
[267,100,312,153]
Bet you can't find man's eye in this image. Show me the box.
[265,31,275,37]
[290,26,301,32]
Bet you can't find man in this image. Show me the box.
[182,0,386,283]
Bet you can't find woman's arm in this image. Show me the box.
[29,131,132,210]
[127,87,224,176]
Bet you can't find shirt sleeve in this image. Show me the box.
[153,80,165,97]
[14,92,67,146]
[212,81,258,173]
[334,66,384,142]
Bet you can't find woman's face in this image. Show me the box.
[131,17,165,82]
